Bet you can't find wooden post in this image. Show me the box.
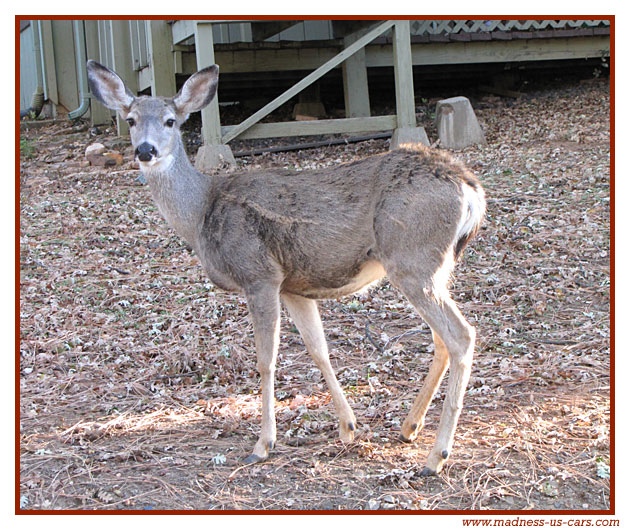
[342,29,371,118]
[193,21,235,170]
[194,22,222,145]
[392,20,415,128]
[147,20,176,97]
[390,20,429,148]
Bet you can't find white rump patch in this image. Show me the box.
[455,182,486,243]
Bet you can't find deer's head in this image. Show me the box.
[86,60,219,172]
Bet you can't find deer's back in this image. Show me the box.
[197,146,477,297]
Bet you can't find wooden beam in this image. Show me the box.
[194,22,222,145]
[332,20,377,38]
[172,19,196,44]
[369,35,611,67]
[172,35,610,74]
[392,20,416,129]
[342,28,371,118]
[251,21,299,41]
[222,20,394,143]
[222,115,397,140]
[172,19,255,44]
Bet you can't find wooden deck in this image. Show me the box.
[20,18,611,163]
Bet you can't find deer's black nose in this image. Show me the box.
[135,142,157,162]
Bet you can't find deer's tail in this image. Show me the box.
[454,180,486,260]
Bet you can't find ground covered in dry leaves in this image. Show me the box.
[19,77,610,511]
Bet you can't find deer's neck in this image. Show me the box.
[141,137,211,249]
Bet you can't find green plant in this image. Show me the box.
[20,137,35,159]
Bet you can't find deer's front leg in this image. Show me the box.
[281,293,356,443]
[243,286,281,464]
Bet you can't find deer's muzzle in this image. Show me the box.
[135,142,157,162]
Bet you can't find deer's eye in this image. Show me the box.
[126,117,136,127]
[165,118,176,128]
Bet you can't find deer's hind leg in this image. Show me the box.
[386,255,476,475]
[282,293,357,443]
[399,330,450,443]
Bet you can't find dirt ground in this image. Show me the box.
[19,76,610,512]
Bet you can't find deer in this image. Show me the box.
[86,59,486,476]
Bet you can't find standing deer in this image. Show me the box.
[87,60,485,475]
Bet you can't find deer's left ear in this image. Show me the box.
[172,65,219,118]
[87,60,135,114]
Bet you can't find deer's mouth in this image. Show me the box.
[138,153,175,173]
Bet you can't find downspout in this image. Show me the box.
[20,20,45,119]
[68,20,90,120]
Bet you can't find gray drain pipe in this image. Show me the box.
[68,20,90,120]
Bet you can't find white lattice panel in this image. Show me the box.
[410,19,610,35]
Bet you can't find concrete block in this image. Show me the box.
[435,96,486,150]
[292,101,326,119]
[194,144,236,172]
[390,127,430,150]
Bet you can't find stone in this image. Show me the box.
[292,101,326,119]
[85,142,124,167]
[435,96,486,149]
[294,114,319,121]
[102,152,123,166]
[194,144,236,172]
[366,499,381,510]
[390,127,430,149]
[85,142,105,158]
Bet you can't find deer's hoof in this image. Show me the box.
[400,422,420,443]
[242,453,266,464]
[339,419,356,443]
[419,466,437,477]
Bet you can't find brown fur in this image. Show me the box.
[198,145,478,299]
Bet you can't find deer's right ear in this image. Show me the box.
[87,60,135,113]
[172,65,219,118]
